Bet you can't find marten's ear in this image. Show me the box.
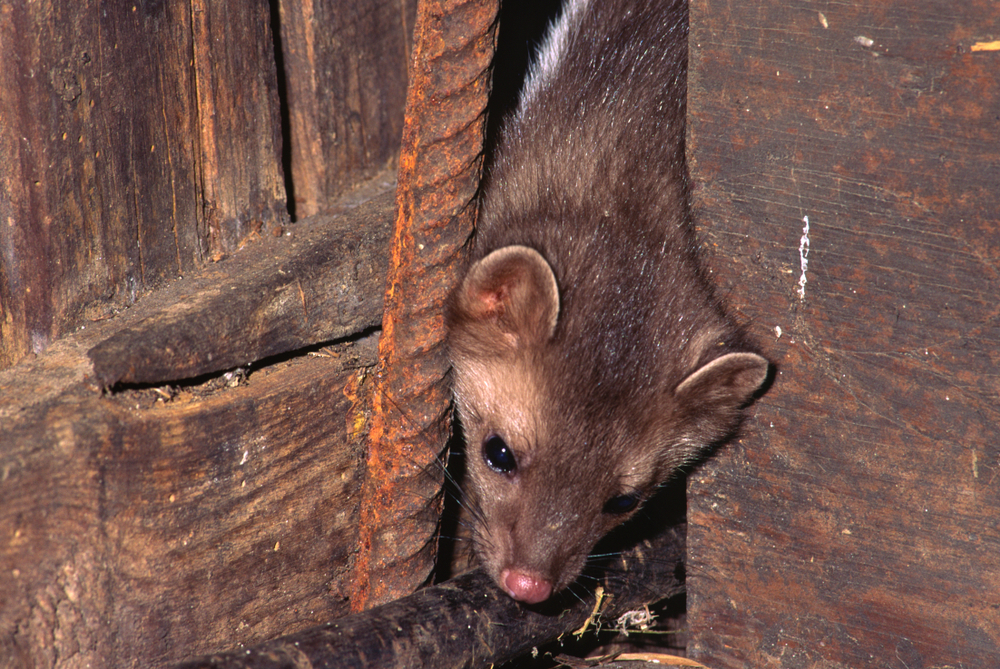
[447,246,559,351]
[672,352,771,448]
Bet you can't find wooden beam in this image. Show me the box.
[88,191,394,387]
[0,197,392,668]
[686,0,1000,666]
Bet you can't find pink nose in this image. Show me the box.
[501,569,553,604]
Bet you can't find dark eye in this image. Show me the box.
[602,492,641,515]
[482,434,517,474]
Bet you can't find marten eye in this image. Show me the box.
[482,434,517,474]
[602,492,641,515]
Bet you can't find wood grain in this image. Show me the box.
[190,0,288,254]
[0,195,392,668]
[686,1,1000,667]
[0,0,287,371]
[277,0,417,218]
[1,334,375,668]
[87,189,394,386]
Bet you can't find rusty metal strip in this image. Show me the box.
[348,0,498,611]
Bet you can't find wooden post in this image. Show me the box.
[686,0,1000,666]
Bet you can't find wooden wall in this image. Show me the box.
[0,0,284,369]
[279,0,417,218]
[0,0,423,666]
[6,0,999,666]
[686,0,1000,666]
[0,0,416,372]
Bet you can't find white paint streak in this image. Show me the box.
[797,216,810,300]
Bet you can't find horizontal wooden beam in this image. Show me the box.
[88,191,394,387]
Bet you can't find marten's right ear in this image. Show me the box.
[448,245,559,350]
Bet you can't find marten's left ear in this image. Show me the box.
[672,352,771,448]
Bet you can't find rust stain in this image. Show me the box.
[343,369,369,441]
[348,0,498,611]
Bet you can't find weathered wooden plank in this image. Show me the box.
[0,1,197,367]
[0,0,287,371]
[1,334,375,669]
[88,189,394,387]
[190,0,288,254]
[278,0,417,218]
[0,191,394,668]
[686,0,1000,667]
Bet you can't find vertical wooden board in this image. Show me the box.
[191,0,288,253]
[686,0,1000,667]
[278,0,417,218]
[0,1,201,367]
[0,0,289,371]
[93,0,205,287]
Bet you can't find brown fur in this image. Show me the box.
[445,0,770,603]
